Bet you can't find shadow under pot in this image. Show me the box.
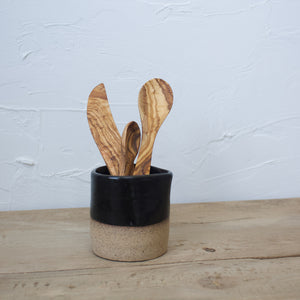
[90,166,172,262]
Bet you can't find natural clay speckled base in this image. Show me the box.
[90,218,169,262]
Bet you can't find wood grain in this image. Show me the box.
[87,83,121,176]
[134,78,173,175]
[1,258,299,300]
[119,121,141,176]
[1,198,300,299]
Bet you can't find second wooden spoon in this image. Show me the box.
[119,121,141,176]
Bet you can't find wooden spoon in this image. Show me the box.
[133,78,173,175]
[119,121,141,176]
[87,83,122,176]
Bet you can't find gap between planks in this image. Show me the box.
[1,254,300,277]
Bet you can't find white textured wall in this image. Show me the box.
[1,0,300,210]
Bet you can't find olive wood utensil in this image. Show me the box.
[87,83,122,176]
[133,78,173,175]
[119,121,141,176]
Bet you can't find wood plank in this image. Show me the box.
[0,198,299,274]
[1,257,299,300]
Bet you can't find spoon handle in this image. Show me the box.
[87,83,122,176]
[133,133,155,175]
[119,121,141,176]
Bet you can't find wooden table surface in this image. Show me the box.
[1,198,300,299]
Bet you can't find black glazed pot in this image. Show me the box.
[91,165,172,227]
[90,166,173,262]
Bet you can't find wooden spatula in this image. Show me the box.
[119,121,141,176]
[87,83,122,176]
[133,78,173,175]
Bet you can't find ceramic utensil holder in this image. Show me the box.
[90,166,172,262]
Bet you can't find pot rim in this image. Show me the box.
[92,165,173,180]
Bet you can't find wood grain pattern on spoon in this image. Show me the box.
[119,121,141,176]
[133,78,173,175]
[87,83,121,176]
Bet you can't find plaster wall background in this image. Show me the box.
[1,0,300,210]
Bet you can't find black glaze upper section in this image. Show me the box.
[90,166,172,227]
